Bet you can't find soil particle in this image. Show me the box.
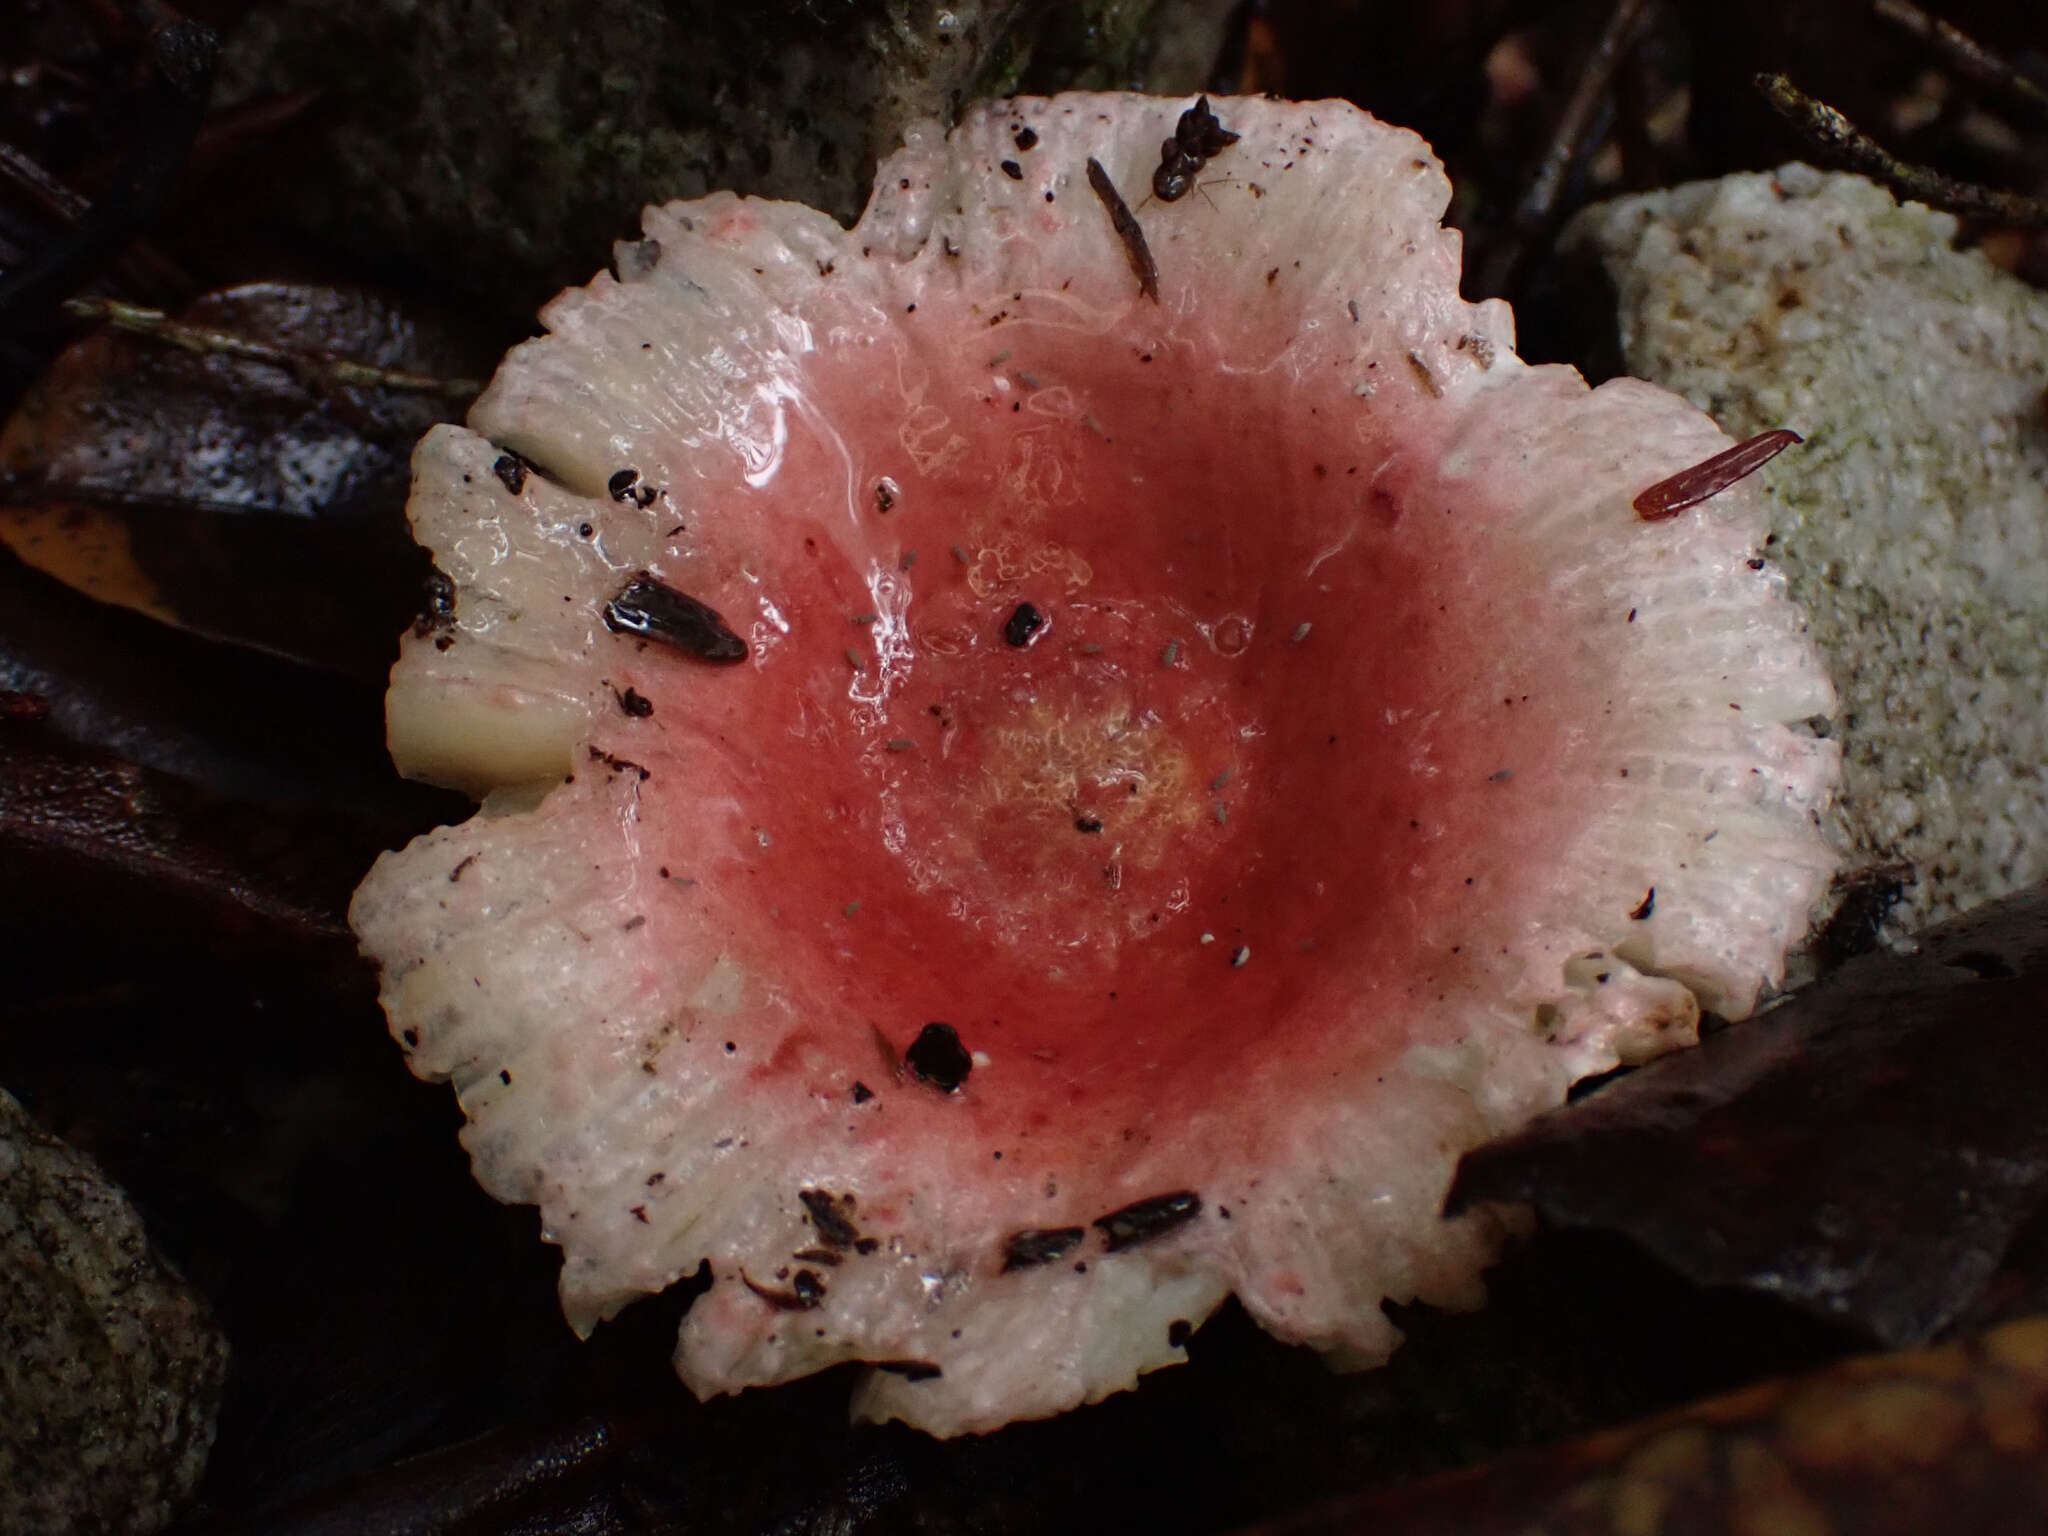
[905,1023,972,1092]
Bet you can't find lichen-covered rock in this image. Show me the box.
[1565,165,2048,937]
[0,1089,228,1536]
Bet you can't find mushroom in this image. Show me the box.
[350,94,1840,1436]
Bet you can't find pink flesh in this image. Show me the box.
[595,296,1611,1189]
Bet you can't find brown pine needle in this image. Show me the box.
[59,294,485,399]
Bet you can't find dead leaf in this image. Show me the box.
[1236,1314,2048,1535]
[1451,882,2048,1347]
[0,281,488,677]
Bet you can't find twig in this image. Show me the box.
[1872,0,2048,119]
[1613,37,1660,190]
[0,142,90,223]
[1756,72,2048,228]
[191,89,324,161]
[1479,0,1656,297]
[1085,157,1158,302]
[0,8,218,332]
[0,141,196,303]
[59,295,485,400]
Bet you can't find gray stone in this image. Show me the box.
[215,0,1232,317]
[1565,166,2048,938]
[0,1089,227,1536]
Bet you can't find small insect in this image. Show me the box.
[1153,95,1241,202]
[1633,429,1803,521]
[1086,158,1158,301]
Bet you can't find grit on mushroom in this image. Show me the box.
[350,94,1841,1435]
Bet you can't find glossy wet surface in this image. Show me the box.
[591,293,1604,1168]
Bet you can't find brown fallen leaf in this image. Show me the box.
[0,281,490,678]
[1237,1313,2048,1535]
[1450,882,2048,1347]
[0,541,445,813]
[0,710,360,961]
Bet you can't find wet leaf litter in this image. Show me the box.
[0,283,492,680]
[1152,95,1242,203]
[6,0,2048,1528]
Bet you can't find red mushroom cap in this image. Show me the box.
[352,94,1840,1435]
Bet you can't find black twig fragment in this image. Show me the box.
[603,573,748,663]
[1756,73,2048,227]
[1086,158,1159,301]
[1001,1226,1086,1271]
[1094,1191,1202,1251]
[799,1189,862,1249]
